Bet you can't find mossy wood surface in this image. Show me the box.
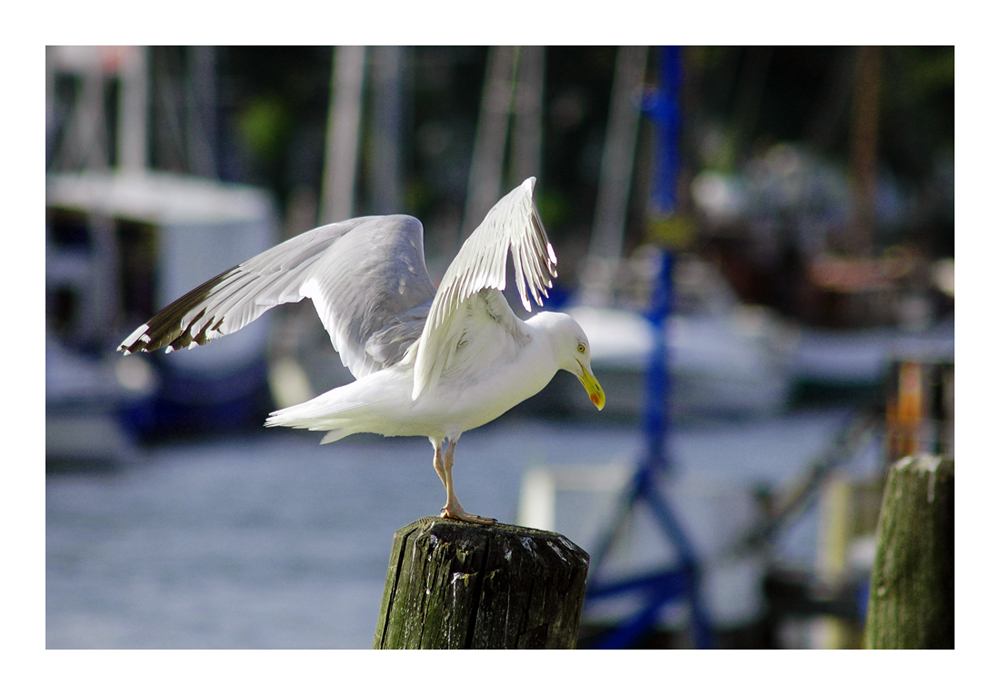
[374,516,590,649]
[863,455,954,649]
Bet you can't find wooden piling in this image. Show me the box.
[863,455,954,648]
[373,516,590,649]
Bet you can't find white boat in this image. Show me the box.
[558,256,799,421]
[792,318,954,387]
[45,334,142,470]
[46,170,279,437]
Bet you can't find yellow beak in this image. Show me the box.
[575,359,605,411]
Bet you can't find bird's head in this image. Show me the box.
[532,312,605,411]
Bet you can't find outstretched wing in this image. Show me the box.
[118,214,438,380]
[412,177,557,398]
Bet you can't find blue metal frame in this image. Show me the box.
[647,46,683,216]
[584,249,712,649]
[583,46,712,649]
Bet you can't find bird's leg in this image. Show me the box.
[431,438,447,489]
[438,439,495,525]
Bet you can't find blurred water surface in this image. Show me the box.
[47,409,876,648]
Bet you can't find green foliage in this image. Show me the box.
[237,96,292,163]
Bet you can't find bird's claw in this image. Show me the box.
[440,506,496,525]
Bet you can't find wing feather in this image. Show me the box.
[412,177,556,398]
[118,215,437,379]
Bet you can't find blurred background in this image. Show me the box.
[45,45,953,648]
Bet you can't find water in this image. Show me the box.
[46,409,879,648]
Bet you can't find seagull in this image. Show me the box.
[118,177,605,524]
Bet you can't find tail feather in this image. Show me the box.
[320,429,349,444]
[265,365,414,440]
[265,393,368,431]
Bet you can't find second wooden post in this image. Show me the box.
[863,454,954,648]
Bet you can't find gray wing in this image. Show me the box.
[118,214,438,380]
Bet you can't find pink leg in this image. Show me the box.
[431,438,447,488]
[437,439,494,524]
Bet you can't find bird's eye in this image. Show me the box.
[577,343,586,353]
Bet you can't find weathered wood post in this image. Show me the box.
[373,516,590,649]
[863,455,954,648]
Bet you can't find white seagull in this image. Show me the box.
[119,177,605,524]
